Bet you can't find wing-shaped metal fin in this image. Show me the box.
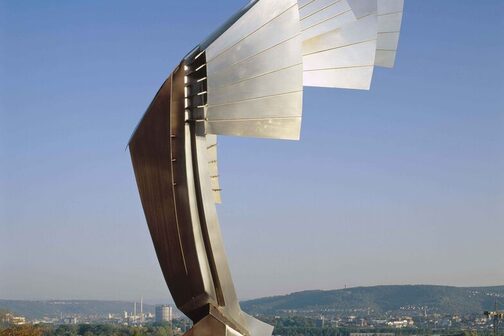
[346,0,378,18]
[204,0,304,140]
[375,0,404,67]
[298,0,355,42]
[206,134,222,204]
[299,0,378,89]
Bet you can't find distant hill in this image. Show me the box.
[0,300,155,319]
[241,285,504,315]
[2,285,503,320]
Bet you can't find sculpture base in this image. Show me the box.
[183,314,244,336]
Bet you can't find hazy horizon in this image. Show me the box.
[1,1,503,302]
[1,283,504,303]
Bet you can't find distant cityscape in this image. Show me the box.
[1,299,178,328]
[2,302,503,335]
[1,285,503,336]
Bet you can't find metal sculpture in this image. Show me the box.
[129,0,405,335]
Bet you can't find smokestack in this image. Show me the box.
[134,302,137,317]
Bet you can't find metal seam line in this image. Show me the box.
[299,0,317,10]
[301,8,353,32]
[378,31,401,34]
[207,33,301,75]
[300,0,344,21]
[206,90,303,109]
[206,2,299,64]
[208,63,303,91]
[207,116,302,122]
[303,38,377,56]
[169,75,189,276]
[303,64,374,71]
[378,10,403,17]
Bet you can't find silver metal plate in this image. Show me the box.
[207,34,303,89]
[303,66,374,89]
[375,0,403,67]
[206,117,302,140]
[303,39,376,70]
[377,0,403,15]
[193,134,274,336]
[302,14,376,54]
[207,64,303,106]
[301,8,355,41]
[346,0,377,18]
[205,0,303,140]
[207,92,302,120]
[205,134,221,204]
[299,0,351,31]
[206,0,298,61]
[298,0,315,8]
[300,1,378,90]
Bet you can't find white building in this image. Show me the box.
[155,305,173,323]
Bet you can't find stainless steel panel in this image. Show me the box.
[346,0,377,18]
[377,31,400,50]
[375,0,403,67]
[207,92,302,120]
[301,9,355,41]
[207,28,302,88]
[375,50,397,68]
[206,117,302,140]
[377,0,403,15]
[210,179,221,200]
[207,64,303,108]
[206,0,298,61]
[226,326,244,336]
[205,0,303,141]
[300,1,351,32]
[302,14,377,54]
[303,66,374,89]
[378,11,402,32]
[300,1,379,89]
[207,160,219,177]
[298,0,316,8]
[299,0,346,20]
[193,134,274,336]
[183,123,219,302]
[303,40,376,70]
[205,134,221,204]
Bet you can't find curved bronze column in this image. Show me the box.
[129,63,272,336]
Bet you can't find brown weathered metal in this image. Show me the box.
[129,64,217,320]
[129,63,270,335]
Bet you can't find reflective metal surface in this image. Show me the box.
[205,134,221,204]
[299,0,354,40]
[299,0,378,89]
[205,0,303,140]
[376,0,404,67]
[301,7,355,42]
[347,0,377,18]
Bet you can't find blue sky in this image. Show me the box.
[0,0,503,302]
